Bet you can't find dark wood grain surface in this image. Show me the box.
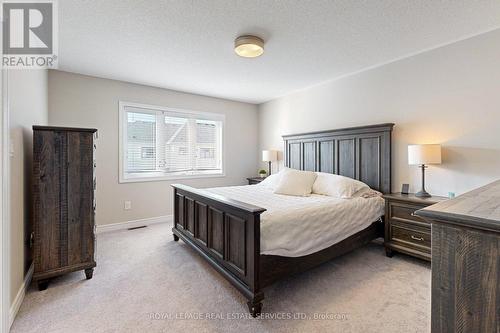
[283,123,394,193]
[247,177,265,185]
[417,180,500,232]
[415,180,500,332]
[32,126,97,289]
[382,193,447,261]
[431,223,498,333]
[172,184,264,315]
[173,183,266,213]
[383,193,448,205]
[33,125,98,133]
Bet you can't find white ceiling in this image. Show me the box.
[59,0,500,104]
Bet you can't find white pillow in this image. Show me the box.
[274,168,318,197]
[257,171,283,190]
[312,172,369,198]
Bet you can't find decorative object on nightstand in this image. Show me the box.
[383,193,447,261]
[247,177,265,185]
[258,169,267,178]
[408,144,441,197]
[262,150,278,175]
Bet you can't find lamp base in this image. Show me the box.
[415,164,432,198]
[415,190,431,198]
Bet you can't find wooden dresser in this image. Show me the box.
[383,193,447,261]
[32,126,97,290]
[416,181,500,333]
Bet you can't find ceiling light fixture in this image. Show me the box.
[234,35,264,58]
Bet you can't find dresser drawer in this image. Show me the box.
[389,202,428,224]
[391,224,431,250]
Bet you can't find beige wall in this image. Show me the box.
[258,29,500,196]
[48,71,259,225]
[9,70,48,304]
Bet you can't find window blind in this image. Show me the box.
[121,103,224,180]
[126,112,156,172]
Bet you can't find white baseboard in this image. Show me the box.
[10,262,34,328]
[96,215,172,234]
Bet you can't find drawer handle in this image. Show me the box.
[411,235,424,241]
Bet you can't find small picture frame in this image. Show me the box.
[401,183,409,195]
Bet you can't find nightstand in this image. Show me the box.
[383,193,448,261]
[247,177,266,185]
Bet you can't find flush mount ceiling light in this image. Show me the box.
[234,35,264,58]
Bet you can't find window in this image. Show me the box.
[119,101,224,182]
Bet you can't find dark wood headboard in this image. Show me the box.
[283,123,394,194]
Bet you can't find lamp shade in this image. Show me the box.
[262,150,278,162]
[408,144,442,165]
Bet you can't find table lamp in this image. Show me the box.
[408,144,441,198]
[262,150,278,176]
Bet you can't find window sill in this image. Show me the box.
[119,171,225,183]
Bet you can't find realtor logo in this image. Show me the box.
[2,0,58,68]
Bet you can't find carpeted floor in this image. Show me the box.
[11,223,431,333]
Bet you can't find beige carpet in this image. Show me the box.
[11,223,431,333]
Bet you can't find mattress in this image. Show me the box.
[205,184,385,257]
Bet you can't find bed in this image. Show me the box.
[171,123,394,316]
[206,184,385,257]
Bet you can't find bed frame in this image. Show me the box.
[172,123,394,316]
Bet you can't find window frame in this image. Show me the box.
[118,101,225,183]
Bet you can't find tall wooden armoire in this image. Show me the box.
[32,126,97,290]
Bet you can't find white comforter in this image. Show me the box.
[205,185,384,257]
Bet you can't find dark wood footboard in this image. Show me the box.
[172,184,266,316]
[172,183,383,316]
